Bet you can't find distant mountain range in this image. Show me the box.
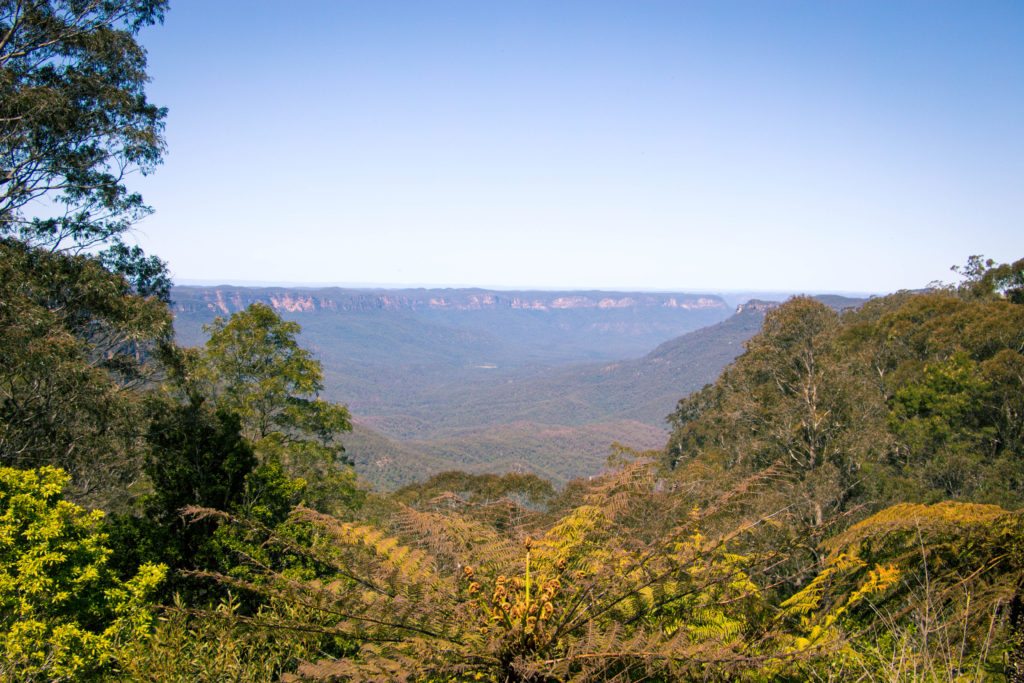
[171,286,731,364]
[172,286,734,415]
[170,286,867,488]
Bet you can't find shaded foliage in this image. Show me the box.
[0,238,170,510]
[133,395,256,582]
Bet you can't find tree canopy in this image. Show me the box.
[0,0,167,254]
[666,266,1024,518]
[0,237,171,510]
[197,303,357,512]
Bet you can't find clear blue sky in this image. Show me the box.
[131,1,1023,293]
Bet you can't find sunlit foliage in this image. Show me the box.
[0,466,164,680]
[196,303,358,514]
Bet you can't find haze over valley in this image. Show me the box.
[172,285,864,487]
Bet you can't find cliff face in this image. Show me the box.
[734,299,779,315]
[171,286,729,317]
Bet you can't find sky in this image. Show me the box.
[130,1,1024,293]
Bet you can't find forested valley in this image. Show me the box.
[2,2,1024,681]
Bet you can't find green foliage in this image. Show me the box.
[88,305,361,609]
[0,466,164,681]
[100,241,172,302]
[116,594,328,682]
[0,0,167,254]
[666,268,1024,524]
[198,303,358,513]
[235,461,308,528]
[0,239,171,511]
[889,353,991,449]
[135,395,257,581]
[121,394,328,604]
[144,398,256,529]
[954,255,1024,304]
[188,461,810,682]
[201,303,345,442]
[887,353,999,499]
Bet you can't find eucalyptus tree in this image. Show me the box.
[0,0,171,509]
[199,303,359,513]
[0,0,168,263]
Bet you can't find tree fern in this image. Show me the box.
[777,501,1024,679]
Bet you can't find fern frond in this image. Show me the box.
[823,500,1011,561]
[390,503,520,575]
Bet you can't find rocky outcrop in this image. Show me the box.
[734,299,779,315]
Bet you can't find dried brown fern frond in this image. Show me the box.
[694,463,793,522]
[414,487,550,532]
[290,506,441,595]
[389,503,520,575]
[526,620,795,682]
[580,458,658,522]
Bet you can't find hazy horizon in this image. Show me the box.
[171,278,878,299]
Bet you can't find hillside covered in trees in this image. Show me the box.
[169,284,744,489]
[2,1,1024,681]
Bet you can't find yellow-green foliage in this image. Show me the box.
[780,553,901,650]
[0,466,165,681]
[822,501,1012,560]
[778,501,1024,680]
